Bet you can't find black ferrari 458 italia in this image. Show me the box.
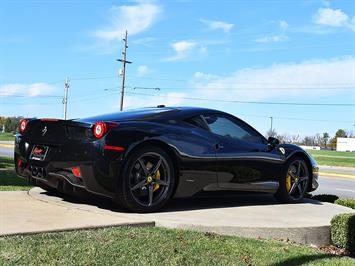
[15,106,319,212]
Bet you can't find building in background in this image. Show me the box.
[336,138,355,152]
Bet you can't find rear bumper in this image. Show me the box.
[14,134,124,198]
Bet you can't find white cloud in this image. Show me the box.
[137,65,150,76]
[192,57,355,101]
[255,20,288,43]
[254,35,288,43]
[93,2,161,42]
[0,83,55,97]
[199,19,234,33]
[172,40,196,52]
[164,40,197,61]
[314,8,355,31]
[279,20,289,30]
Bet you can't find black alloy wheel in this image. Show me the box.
[116,146,175,212]
[275,157,310,203]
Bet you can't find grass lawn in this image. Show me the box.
[307,150,355,167]
[1,227,354,266]
[0,133,14,141]
[0,156,32,191]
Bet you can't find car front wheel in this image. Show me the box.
[275,157,310,203]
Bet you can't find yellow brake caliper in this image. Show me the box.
[153,169,160,192]
[286,174,292,192]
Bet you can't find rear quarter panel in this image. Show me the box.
[106,120,220,198]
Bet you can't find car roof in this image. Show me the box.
[79,106,222,122]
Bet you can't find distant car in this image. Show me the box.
[15,106,319,212]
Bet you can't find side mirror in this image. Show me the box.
[267,137,280,151]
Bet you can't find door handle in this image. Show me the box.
[215,143,224,150]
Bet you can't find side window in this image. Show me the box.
[185,115,209,131]
[202,114,264,143]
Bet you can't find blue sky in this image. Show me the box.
[0,0,354,137]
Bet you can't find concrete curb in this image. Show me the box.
[27,187,355,247]
[157,222,331,246]
[1,222,155,238]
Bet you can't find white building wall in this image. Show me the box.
[336,138,355,152]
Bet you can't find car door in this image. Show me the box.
[201,113,283,193]
[173,115,220,197]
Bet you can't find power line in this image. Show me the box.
[236,113,353,123]
[124,91,355,107]
[125,85,355,91]
[69,92,117,103]
[3,74,354,89]
[70,75,117,81]
[0,94,63,98]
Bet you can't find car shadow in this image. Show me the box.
[40,188,323,214]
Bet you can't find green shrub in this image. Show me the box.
[311,194,339,203]
[335,198,355,210]
[331,213,355,254]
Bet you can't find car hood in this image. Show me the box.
[278,143,318,166]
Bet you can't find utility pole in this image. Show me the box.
[269,116,273,133]
[117,30,132,111]
[63,77,70,120]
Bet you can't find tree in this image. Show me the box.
[303,136,315,146]
[335,129,347,138]
[290,134,300,144]
[322,132,329,148]
[1,116,22,133]
[315,133,323,147]
[277,133,291,144]
[266,128,277,138]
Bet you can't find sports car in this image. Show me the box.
[15,106,319,212]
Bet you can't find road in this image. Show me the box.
[0,141,13,157]
[314,175,355,198]
[0,143,354,198]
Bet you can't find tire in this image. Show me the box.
[115,145,176,213]
[274,156,310,203]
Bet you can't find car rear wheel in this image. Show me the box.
[116,146,175,212]
[274,157,310,203]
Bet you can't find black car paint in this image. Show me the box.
[15,107,319,200]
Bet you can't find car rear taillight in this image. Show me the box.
[19,119,28,133]
[93,121,119,139]
[71,166,81,177]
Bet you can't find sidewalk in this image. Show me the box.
[0,190,154,236]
